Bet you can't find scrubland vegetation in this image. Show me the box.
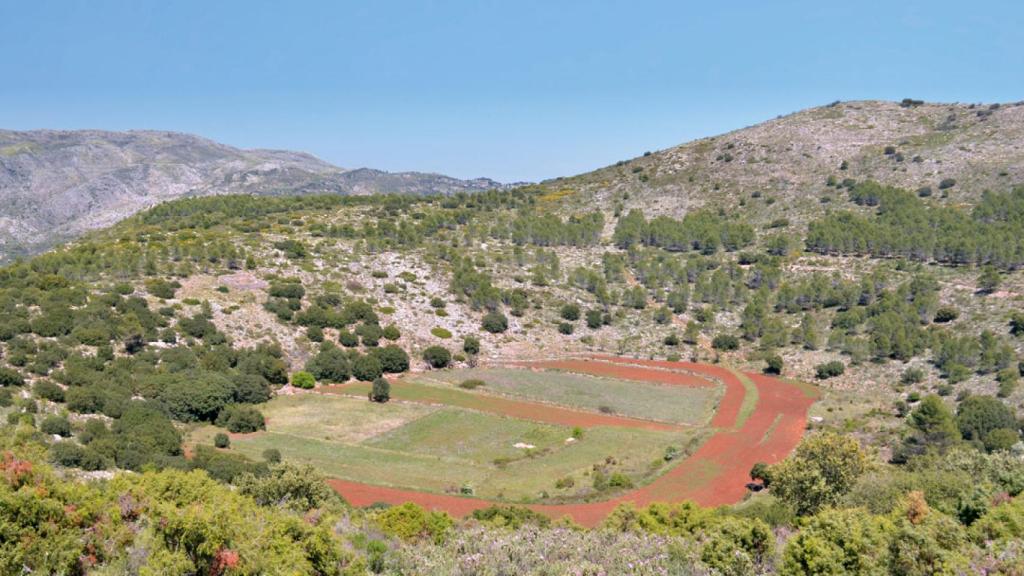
[3,149,1024,572]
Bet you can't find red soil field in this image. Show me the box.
[327,357,818,527]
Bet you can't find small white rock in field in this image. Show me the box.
[513,442,535,449]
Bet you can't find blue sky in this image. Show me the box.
[1,1,1021,182]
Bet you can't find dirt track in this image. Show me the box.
[327,356,818,527]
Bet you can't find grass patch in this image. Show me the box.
[729,369,759,430]
[364,408,568,465]
[189,389,700,503]
[415,368,720,426]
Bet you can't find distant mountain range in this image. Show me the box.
[0,129,512,260]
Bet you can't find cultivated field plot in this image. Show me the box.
[188,359,815,525]
[190,386,698,501]
[412,367,722,426]
[328,357,818,526]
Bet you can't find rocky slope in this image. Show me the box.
[554,99,1024,224]
[0,129,507,260]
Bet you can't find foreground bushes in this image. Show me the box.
[1,451,357,575]
[11,422,1024,575]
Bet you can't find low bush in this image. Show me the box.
[216,404,266,433]
[214,433,230,448]
[291,371,316,389]
[712,334,740,351]
[422,346,451,369]
[815,361,846,379]
[481,311,508,334]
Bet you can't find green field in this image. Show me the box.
[412,367,722,426]
[364,408,569,463]
[186,366,716,502]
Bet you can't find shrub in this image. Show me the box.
[370,377,391,403]
[216,404,266,433]
[40,414,72,437]
[770,432,868,515]
[984,428,1020,453]
[34,379,65,402]
[558,322,574,335]
[337,329,359,348]
[607,473,634,489]
[273,239,307,259]
[49,441,86,467]
[901,367,926,385]
[214,432,231,448]
[712,334,739,351]
[375,502,453,543]
[938,178,957,189]
[664,333,680,346]
[422,346,451,369]
[237,462,339,513]
[191,445,268,483]
[471,506,551,529]
[462,335,480,355]
[304,344,350,382]
[560,303,581,321]
[159,372,235,422]
[585,309,604,329]
[430,327,452,339]
[996,368,1018,398]
[653,306,673,325]
[957,395,1017,447]
[459,379,485,390]
[382,325,401,340]
[262,448,282,463]
[815,361,846,380]
[555,476,575,489]
[232,373,272,404]
[291,371,316,389]
[750,462,773,486]
[934,307,959,323]
[352,354,384,382]
[356,323,383,347]
[481,311,508,334]
[0,367,25,387]
[764,354,783,375]
[371,345,410,373]
[306,326,324,342]
[146,278,181,299]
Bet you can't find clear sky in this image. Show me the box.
[1,1,1021,182]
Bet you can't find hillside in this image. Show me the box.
[0,129,508,261]
[555,99,1024,225]
[4,101,1024,573]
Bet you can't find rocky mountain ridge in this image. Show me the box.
[0,129,509,260]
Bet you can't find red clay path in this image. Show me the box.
[327,356,818,527]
